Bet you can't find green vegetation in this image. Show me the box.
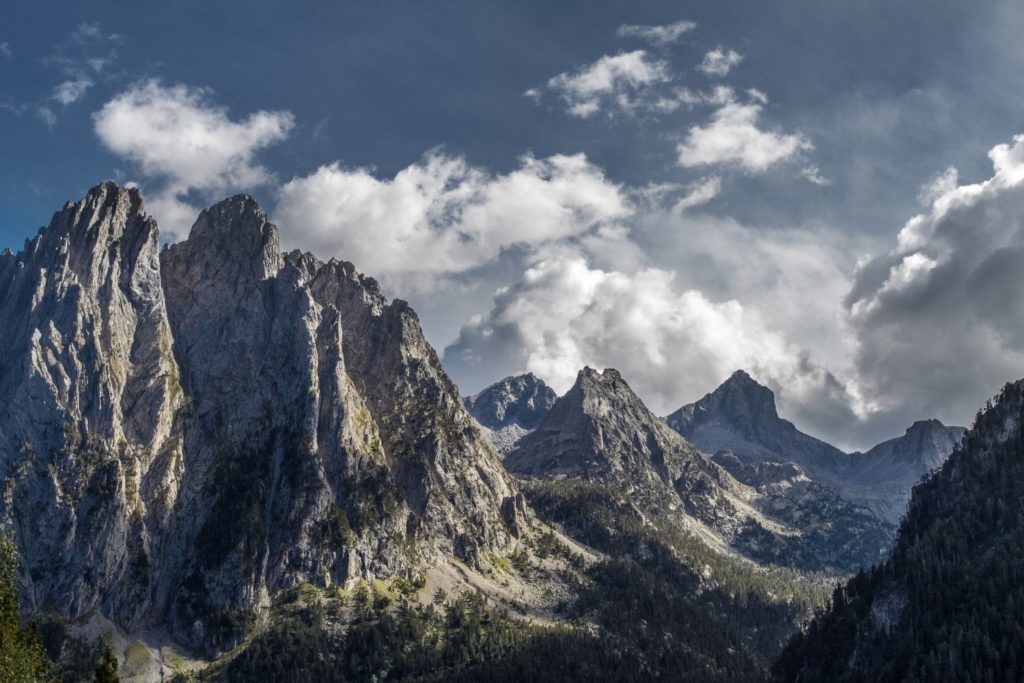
[524,478,828,681]
[93,643,119,683]
[196,475,830,682]
[0,535,57,682]
[773,383,1024,682]
[206,585,641,682]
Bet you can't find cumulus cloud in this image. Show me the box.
[52,78,93,105]
[845,134,1024,432]
[697,46,743,77]
[444,255,858,424]
[275,152,631,287]
[616,20,697,46]
[93,80,294,238]
[676,89,812,172]
[527,50,670,117]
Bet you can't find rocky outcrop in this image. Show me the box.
[0,184,525,653]
[710,452,893,572]
[0,182,184,630]
[464,373,556,454]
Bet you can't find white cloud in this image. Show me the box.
[94,80,294,238]
[697,46,743,78]
[916,165,958,205]
[0,42,11,59]
[802,164,832,186]
[616,20,697,46]
[676,90,812,172]
[528,50,670,117]
[444,255,856,420]
[52,78,93,105]
[672,175,721,212]
[845,134,1024,431]
[275,152,631,288]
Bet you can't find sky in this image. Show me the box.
[2,0,1024,449]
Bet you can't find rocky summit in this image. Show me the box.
[667,370,963,524]
[666,370,850,480]
[0,183,525,654]
[464,373,557,454]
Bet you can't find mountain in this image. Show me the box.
[666,370,850,480]
[464,373,557,453]
[667,370,962,523]
[0,183,526,656]
[772,380,1024,682]
[846,419,966,522]
[508,367,892,573]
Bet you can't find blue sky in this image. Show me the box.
[3,1,1024,448]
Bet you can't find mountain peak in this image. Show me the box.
[713,369,780,421]
[576,366,624,389]
[169,193,282,282]
[464,372,556,432]
[669,370,781,438]
[907,418,946,433]
[664,369,852,486]
[507,365,694,480]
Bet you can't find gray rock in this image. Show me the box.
[464,373,557,454]
[845,419,965,523]
[0,184,525,654]
[666,370,850,480]
[465,373,557,432]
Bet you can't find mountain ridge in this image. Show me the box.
[666,369,963,523]
[0,182,527,654]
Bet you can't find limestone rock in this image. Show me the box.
[0,184,525,654]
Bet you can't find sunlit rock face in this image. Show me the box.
[0,183,525,653]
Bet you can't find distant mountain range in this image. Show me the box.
[506,367,893,573]
[470,367,962,527]
[666,370,964,523]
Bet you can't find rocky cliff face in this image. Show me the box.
[667,370,961,524]
[464,373,556,454]
[508,368,890,572]
[0,183,525,653]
